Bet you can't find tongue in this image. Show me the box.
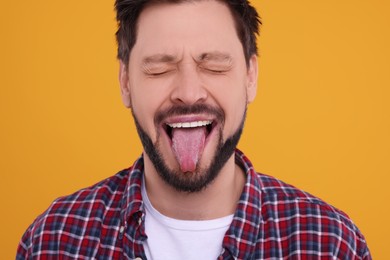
[171,127,206,172]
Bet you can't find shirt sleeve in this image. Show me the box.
[16,224,33,260]
[359,236,372,260]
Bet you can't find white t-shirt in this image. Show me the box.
[141,181,233,260]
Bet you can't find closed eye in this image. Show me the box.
[201,67,229,75]
[149,71,169,76]
[142,63,176,77]
[145,69,175,77]
[208,69,226,74]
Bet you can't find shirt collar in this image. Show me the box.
[120,155,145,227]
[222,149,263,259]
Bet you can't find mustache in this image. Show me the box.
[154,104,225,125]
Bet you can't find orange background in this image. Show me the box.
[1,0,389,258]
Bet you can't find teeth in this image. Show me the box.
[167,120,212,129]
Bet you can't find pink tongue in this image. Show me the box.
[171,127,206,172]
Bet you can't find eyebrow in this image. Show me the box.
[142,54,178,65]
[197,52,233,64]
[141,51,233,66]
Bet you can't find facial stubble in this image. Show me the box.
[132,105,246,193]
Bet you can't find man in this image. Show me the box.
[17,0,371,259]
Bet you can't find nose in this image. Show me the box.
[170,64,208,105]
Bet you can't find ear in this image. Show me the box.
[246,54,258,104]
[119,61,132,108]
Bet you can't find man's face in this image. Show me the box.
[119,0,257,192]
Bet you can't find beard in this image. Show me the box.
[132,104,246,193]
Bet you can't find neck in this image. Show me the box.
[143,153,246,220]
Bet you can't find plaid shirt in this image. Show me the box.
[17,149,371,259]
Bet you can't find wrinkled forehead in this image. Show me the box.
[136,0,240,41]
[131,0,243,64]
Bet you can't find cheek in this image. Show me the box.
[227,95,247,126]
[211,85,247,133]
[131,88,165,137]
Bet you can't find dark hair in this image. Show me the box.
[115,0,261,66]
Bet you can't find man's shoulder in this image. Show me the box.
[35,168,130,224]
[17,169,132,258]
[50,169,129,210]
[255,172,351,223]
[256,172,326,200]
[251,172,370,258]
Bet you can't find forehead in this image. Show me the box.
[130,0,243,62]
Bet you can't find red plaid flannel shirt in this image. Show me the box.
[17,149,371,259]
